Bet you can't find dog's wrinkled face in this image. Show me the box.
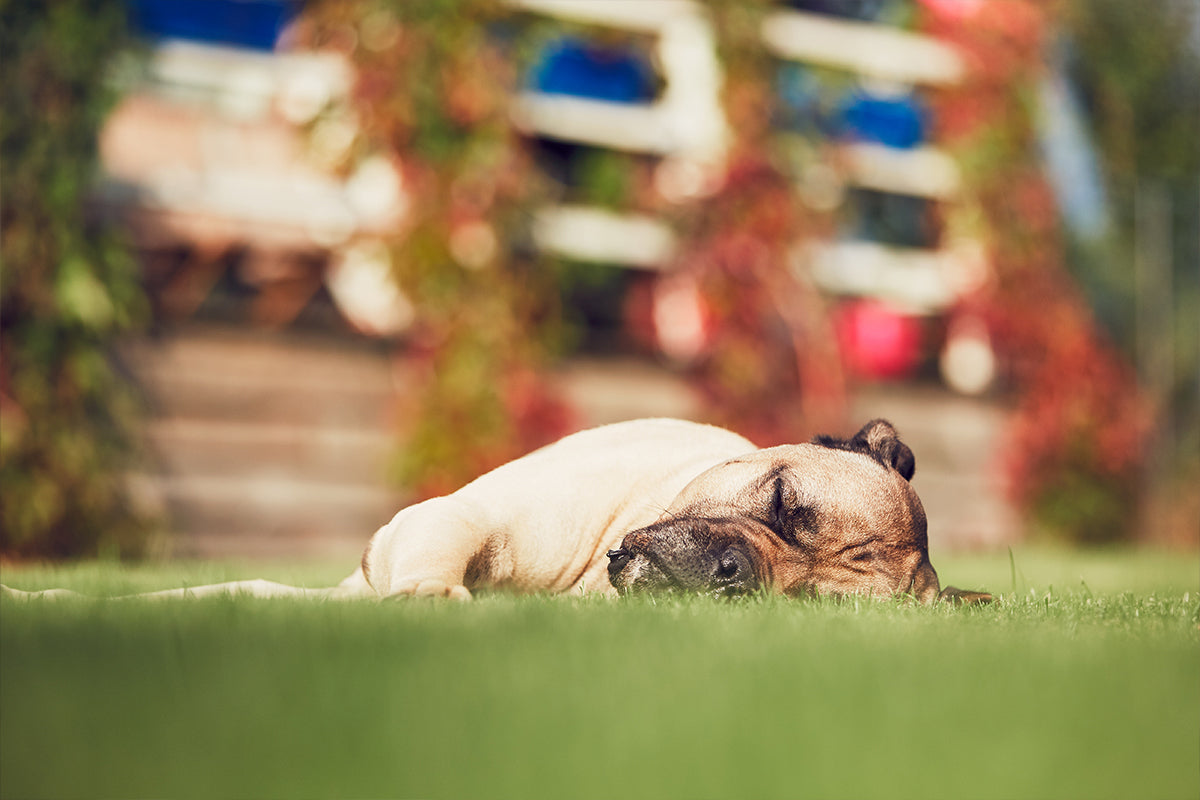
[608,420,990,604]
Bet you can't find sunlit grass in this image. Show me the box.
[2,548,1197,800]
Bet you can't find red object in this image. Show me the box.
[834,300,923,380]
[917,0,984,21]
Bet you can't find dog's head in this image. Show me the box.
[607,419,990,604]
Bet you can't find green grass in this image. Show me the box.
[2,548,1197,800]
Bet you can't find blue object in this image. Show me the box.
[835,90,928,149]
[127,0,301,51]
[529,37,658,104]
[784,0,892,22]
[1037,51,1111,239]
[775,63,824,131]
[774,63,842,135]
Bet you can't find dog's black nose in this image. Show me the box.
[606,548,632,576]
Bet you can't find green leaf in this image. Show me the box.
[55,256,114,330]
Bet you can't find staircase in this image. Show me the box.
[126,325,1017,560]
[126,325,404,561]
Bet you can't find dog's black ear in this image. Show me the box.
[813,419,915,481]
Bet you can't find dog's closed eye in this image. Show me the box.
[762,474,821,547]
[837,544,878,566]
[768,475,794,528]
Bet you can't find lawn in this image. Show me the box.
[2,548,1197,800]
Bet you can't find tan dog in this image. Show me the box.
[3,418,989,603]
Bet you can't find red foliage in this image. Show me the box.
[660,156,846,445]
[922,0,1048,144]
[922,0,1149,540]
[502,367,577,459]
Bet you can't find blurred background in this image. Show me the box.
[2,0,1197,563]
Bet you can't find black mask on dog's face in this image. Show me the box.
[607,420,991,604]
[607,518,765,598]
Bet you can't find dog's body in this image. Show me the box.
[359,418,755,599]
[3,418,988,603]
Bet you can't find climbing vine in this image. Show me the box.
[923,0,1149,542]
[299,0,573,497]
[1,0,152,556]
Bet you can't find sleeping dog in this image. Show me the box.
[3,418,990,603]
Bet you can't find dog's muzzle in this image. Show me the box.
[606,548,632,584]
[606,539,757,597]
[607,547,659,593]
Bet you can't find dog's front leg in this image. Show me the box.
[361,495,508,600]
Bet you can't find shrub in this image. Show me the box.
[1,0,152,557]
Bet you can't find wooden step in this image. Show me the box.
[138,471,400,555]
[123,324,1017,558]
[125,330,396,428]
[142,418,396,487]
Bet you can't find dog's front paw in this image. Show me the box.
[389,578,472,601]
